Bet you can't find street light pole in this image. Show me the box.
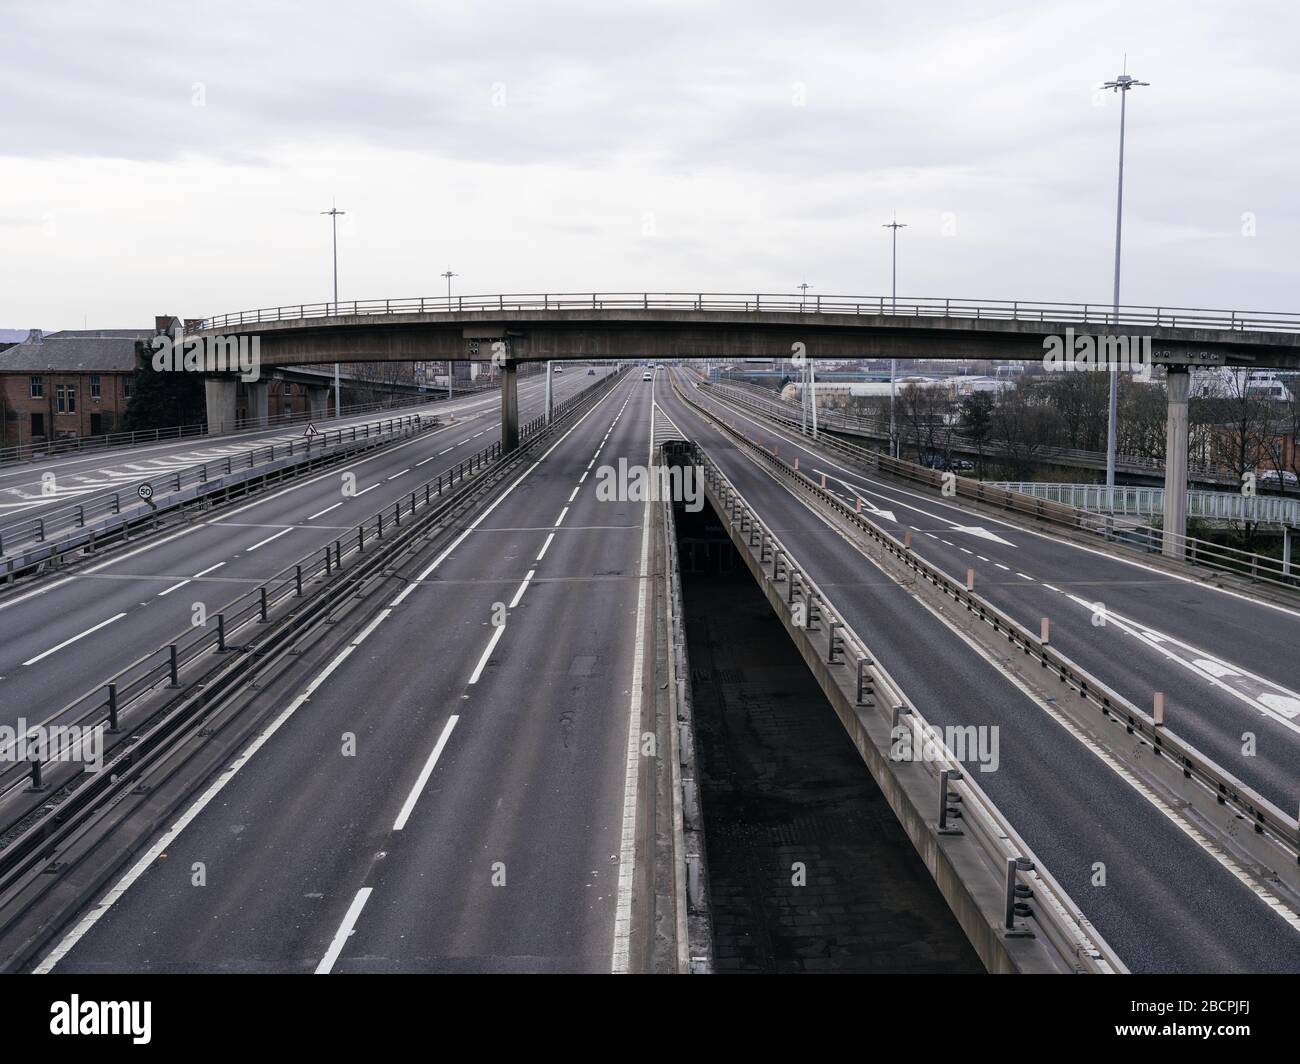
[797,282,811,432]
[442,269,458,398]
[320,203,345,419]
[883,214,907,458]
[1102,65,1149,491]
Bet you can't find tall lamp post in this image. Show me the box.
[883,214,907,458]
[442,269,458,397]
[1102,65,1149,491]
[321,203,345,419]
[797,282,812,432]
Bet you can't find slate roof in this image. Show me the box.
[0,332,146,373]
[0,335,143,377]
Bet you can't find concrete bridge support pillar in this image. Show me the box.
[247,380,269,428]
[545,360,553,425]
[501,360,520,453]
[204,377,238,436]
[1284,525,1295,578]
[1162,367,1191,559]
[307,385,330,420]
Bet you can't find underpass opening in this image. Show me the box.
[672,493,984,973]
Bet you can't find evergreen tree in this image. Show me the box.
[123,343,206,431]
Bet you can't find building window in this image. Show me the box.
[123,378,132,399]
[56,384,77,414]
[30,376,43,398]
[90,375,101,399]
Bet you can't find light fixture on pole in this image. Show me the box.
[321,203,346,419]
[441,269,458,398]
[1101,62,1149,492]
[883,213,907,459]
[797,281,811,432]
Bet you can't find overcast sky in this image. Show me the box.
[2,0,1297,330]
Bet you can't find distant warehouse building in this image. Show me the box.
[0,328,149,448]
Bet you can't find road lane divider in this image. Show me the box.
[665,437,1122,974]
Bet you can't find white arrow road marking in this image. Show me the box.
[812,469,896,522]
[1063,593,1300,736]
[948,524,1017,546]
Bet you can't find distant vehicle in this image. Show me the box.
[1258,468,1299,486]
[554,366,564,374]
[587,368,596,375]
[918,452,970,472]
[642,370,653,381]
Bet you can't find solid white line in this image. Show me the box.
[468,623,507,685]
[391,716,459,831]
[315,888,373,974]
[246,527,294,551]
[192,562,225,578]
[33,607,393,973]
[536,533,555,561]
[612,381,652,973]
[307,502,343,520]
[156,579,191,597]
[23,612,128,665]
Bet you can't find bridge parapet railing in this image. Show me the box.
[704,379,1238,481]
[197,292,1300,335]
[994,482,1300,527]
[0,414,429,564]
[686,439,1123,973]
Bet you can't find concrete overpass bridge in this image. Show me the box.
[191,292,1300,558]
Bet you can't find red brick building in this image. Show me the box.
[0,329,149,448]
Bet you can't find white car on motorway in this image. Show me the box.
[642,370,653,381]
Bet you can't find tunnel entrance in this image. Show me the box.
[674,497,984,973]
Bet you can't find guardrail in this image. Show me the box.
[675,438,1122,973]
[0,414,430,565]
[0,366,628,887]
[197,292,1300,334]
[993,482,1300,528]
[707,379,1238,482]
[698,378,1300,595]
[675,375,1300,884]
[0,385,506,467]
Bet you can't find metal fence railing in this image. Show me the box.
[695,374,1300,595]
[706,380,1239,483]
[196,292,1300,335]
[685,440,1123,973]
[0,386,492,466]
[0,415,428,561]
[993,482,1300,528]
